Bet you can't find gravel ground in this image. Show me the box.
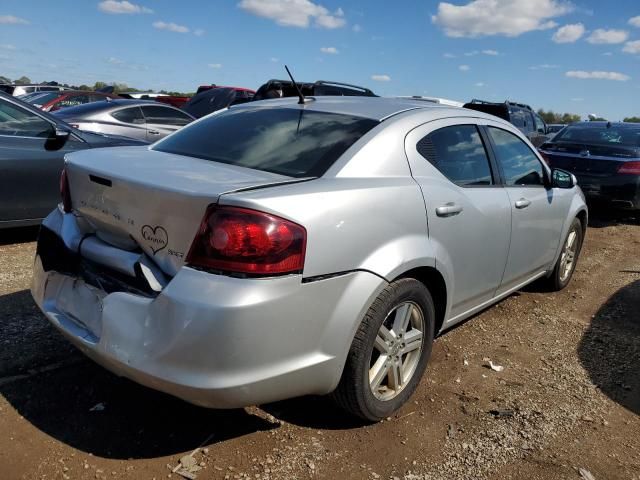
[0,214,639,480]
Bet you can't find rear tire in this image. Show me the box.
[332,278,435,422]
[546,217,583,291]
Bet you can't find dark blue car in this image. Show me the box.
[539,122,640,211]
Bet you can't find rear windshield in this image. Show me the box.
[53,101,113,117]
[26,91,64,105]
[554,124,640,147]
[153,107,379,177]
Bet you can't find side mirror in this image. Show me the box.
[552,168,576,189]
[44,126,71,151]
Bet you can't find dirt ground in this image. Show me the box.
[1,213,639,480]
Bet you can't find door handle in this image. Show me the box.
[435,203,463,217]
[515,198,531,209]
[148,129,160,135]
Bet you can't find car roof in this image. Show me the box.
[231,95,501,123]
[52,98,183,117]
[568,121,639,128]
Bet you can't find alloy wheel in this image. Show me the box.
[369,301,425,401]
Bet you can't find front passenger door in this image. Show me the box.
[485,126,569,292]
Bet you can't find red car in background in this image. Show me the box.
[24,90,119,112]
[196,84,255,99]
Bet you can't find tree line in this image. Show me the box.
[0,75,192,97]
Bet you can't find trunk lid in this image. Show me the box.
[540,142,638,175]
[66,146,292,276]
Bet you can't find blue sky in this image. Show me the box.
[1,0,639,120]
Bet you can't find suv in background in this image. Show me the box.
[252,80,377,101]
[463,99,549,147]
[0,84,71,97]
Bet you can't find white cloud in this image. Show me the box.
[0,15,29,24]
[629,16,640,28]
[0,44,16,50]
[270,57,279,62]
[208,63,223,68]
[107,56,124,65]
[459,64,470,71]
[320,46,339,54]
[475,82,486,87]
[602,51,613,56]
[482,49,499,55]
[623,40,640,54]
[464,50,478,56]
[565,70,630,81]
[352,23,362,32]
[194,28,205,36]
[371,74,390,82]
[552,23,585,43]
[586,28,629,44]
[153,21,190,33]
[432,0,571,38]
[443,52,456,58]
[571,98,584,102]
[238,0,346,29]
[529,63,559,70]
[98,1,153,14]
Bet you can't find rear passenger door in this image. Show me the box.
[484,125,568,292]
[140,105,193,141]
[405,120,512,322]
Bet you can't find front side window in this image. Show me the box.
[417,124,493,186]
[112,107,144,124]
[0,99,52,137]
[154,107,378,178]
[142,105,192,126]
[488,127,545,186]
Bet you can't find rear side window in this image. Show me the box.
[154,107,378,177]
[487,127,545,186]
[417,125,493,186]
[141,105,192,126]
[112,107,144,124]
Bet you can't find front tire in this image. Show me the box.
[332,278,435,422]
[547,217,583,291]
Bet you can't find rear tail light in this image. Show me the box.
[617,161,640,175]
[59,168,72,213]
[186,205,306,275]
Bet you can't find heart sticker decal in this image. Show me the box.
[141,225,168,254]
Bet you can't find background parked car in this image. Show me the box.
[0,84,71,97]
[182,86,254,118]
[23,90,120,112]
[52,99,195,142]
[539,121,640,211]
[463,99,549,147]
[252,79,376,101]
[547,124,566,137]
[0,92,145,228]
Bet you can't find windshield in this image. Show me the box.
[153,107,378,177]
[553,124,640,147]
[26,91,65,105]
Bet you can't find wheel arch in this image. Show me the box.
[393,266,448,335]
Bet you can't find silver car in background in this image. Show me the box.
[52,99,195,142]
[31,97,587,421]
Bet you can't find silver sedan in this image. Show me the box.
[31,97,587,421]
[52,98,195,142]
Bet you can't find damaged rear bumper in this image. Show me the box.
[31,208,385,408]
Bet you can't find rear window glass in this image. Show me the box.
[553,125,640,147]
[25,92,64,105]
[153,107,378,177]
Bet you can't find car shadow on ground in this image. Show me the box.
[578,279,639,415]
[586,204,639,228]
[0,289,362,460]
[0,226,39,246]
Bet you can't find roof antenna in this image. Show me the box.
[285,65,312,105]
